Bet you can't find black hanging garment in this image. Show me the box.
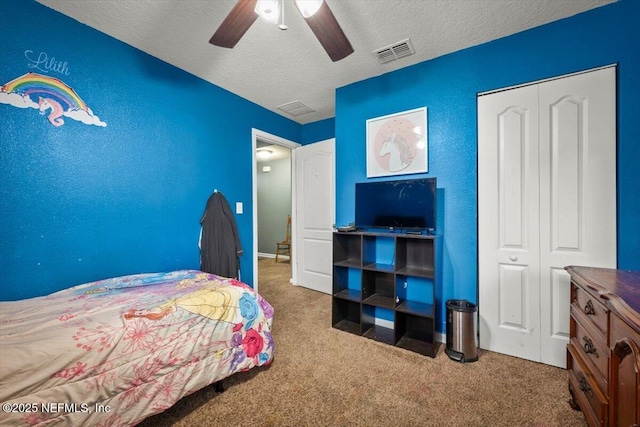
[199,191,242,279]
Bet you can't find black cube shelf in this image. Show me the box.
[331,231,441,357]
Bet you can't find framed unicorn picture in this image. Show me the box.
[366,107,428,178]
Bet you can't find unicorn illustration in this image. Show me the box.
[379,132,413,171]
[38,97,64,127]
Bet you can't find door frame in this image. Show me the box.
[477,63,616,97]
[251,128,300,293]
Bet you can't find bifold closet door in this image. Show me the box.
[478,83,542,363]
[478,67,616,367]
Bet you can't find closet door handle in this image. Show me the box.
[509,255,518,262]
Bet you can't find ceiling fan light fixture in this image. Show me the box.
[294,0,324,18]
[211,0,352,62]
[255,0,280,24]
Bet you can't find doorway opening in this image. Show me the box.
[251,129,300,293]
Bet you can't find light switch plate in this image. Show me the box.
[235,202,243,214]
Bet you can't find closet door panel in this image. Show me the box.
[538,67,617,367]
[478,84,541,362]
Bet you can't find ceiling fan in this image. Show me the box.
[209,0,354,62]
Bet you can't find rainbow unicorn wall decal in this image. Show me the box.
[0,72,106,127]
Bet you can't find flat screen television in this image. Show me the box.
[355,178,437,232]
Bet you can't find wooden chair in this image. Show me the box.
[275,215,291,263]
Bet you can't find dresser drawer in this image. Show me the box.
[567,343,608,427]
[571,307,609,392]
[572,281,609,339]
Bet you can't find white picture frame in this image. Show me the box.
[366,107,428,178]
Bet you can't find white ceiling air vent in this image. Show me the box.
[373,38,415,64]
[277,100,315,117]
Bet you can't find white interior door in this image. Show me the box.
[478,67,617,367]
[294,139,335,294]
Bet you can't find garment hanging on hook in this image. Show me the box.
[199,190,242,279]
[199,189,220,248]
[200,189,221,225]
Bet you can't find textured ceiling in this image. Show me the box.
[37,0,615,124]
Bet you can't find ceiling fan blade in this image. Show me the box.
[209,0,259,48]
[296,1,354,62]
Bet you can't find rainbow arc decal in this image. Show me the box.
[2,72,88,111]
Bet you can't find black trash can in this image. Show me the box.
[445,299,478,363]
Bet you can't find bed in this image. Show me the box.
[0,270,275,426]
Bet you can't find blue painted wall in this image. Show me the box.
[0,0,305,300]
[300,117,335,144]
[335,0,640,333]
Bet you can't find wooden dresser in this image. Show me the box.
[566,266,640,427]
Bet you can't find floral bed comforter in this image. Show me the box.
[0,270,274,426]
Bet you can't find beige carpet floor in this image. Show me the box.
[139,258,586,427]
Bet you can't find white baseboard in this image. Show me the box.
[375,318,394,330]
[258,252,275,258]
[258,252,290,260]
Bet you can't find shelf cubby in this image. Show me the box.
[396,237,435,278]
[395,275,434,309]
[362,305,395,345]
[333,266,362,302]
[333,233,362,267]
[362,270,395,309]
[396,312,435,356]
[362,234,395,271]
[332,298,362,335]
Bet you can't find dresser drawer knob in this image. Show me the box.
[582,336,599,358]
[578,373,593,397]
[583,299,595,316]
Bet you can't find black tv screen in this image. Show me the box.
[355,178,436,231]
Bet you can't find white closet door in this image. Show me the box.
[478,84,541,361]
[478,67,616,367]
[538,67,617,367]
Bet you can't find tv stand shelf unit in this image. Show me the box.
[332,231,441,357]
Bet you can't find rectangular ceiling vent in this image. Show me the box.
[373,38,415,64]
[277,100,315,117]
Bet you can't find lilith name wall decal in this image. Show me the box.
[0,72,106,127]
[24,50,70,76]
